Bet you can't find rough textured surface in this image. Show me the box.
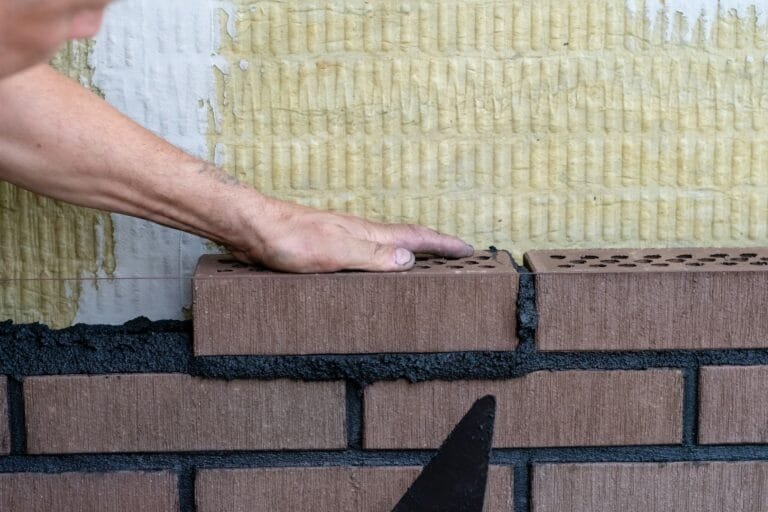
[193,251,518,355]
[699,365,768,444]
[527,248,768,351]
[364,370,683,448]
[196,466,513,512]
[0,471,178,512]
[0,377,7,454]
[533,462,768,511]
[24,374,345,453]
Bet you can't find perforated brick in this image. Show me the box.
[0,471,177,512]
[193,250,518,355]
[699,365,768,444]
[364,370,683,448]
[526,247,768,351]
[533,462,768,511]
[196,466,513,512]
[24,374,345,453]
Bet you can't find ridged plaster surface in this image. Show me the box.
[211,0,768,259]
[0,42,115,327]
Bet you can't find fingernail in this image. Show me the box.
[395,248,413,266]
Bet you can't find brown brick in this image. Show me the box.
[533,462,768,511]
[364,370,683,448]
[0,471,177,512]
[699,365,768,444]
[24,374,345,453]
[192,251,518,356]
[526,247,768,351]
[196,466,513,512]
[0,376,8,454]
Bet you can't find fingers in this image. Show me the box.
[372,223,474,259]
[335,238,415,272]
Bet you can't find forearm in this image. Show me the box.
[0,64,260,248]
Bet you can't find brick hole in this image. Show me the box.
[698,258,716,262]
[751,261,768,266]
[558,264,574,268]
[415,255,431,261]
[601,259,619,264]
[611,255,629,259]
[589,264,607,268]
[686,262,704,267]
[477,256,491,260]
[416,265,431,269]
[651,263,669,267]
[722,261,738,266]
[711,253,728,258]
[666,258,685,263]
[741,253,758,258]
[643,254,661,259]
[549,255,566,259]
[676,254,693,259]
[618,263,637,267]
[433,261,446,265]
[730,257,749,262]
[448,265,464,269]
[634,259,652,263]
[570,259,586,264]
[581,255,599,259]
[217,269,234,272]
[479,265,495,268]
[466,261,479,265]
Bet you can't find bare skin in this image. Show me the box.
[0,2,473,273]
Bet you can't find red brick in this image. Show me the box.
[364,370,683,448]
[533,462,768,511]
[0,376,8,454]
[699,365,768,444]
[24,374,345,453]
[192,251,518,355]
[0,471,177,512]
[196,466,513,512]
[526,247,768,351]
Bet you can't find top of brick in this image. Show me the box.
[526,248,768,273]
[195,250,516,278]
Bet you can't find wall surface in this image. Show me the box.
[3,0,768,327]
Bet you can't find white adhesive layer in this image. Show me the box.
[74,0,226,324]
[629,0,767,40]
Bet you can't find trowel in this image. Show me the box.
[391,395,496,512]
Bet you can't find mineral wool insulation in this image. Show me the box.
[1,0,768,326]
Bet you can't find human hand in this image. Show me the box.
[0,0,110,79]
[226,194,474,273]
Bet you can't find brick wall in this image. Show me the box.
[3,247,768,510]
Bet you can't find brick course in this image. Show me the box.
[533,462,768,511]
[196,466,513,512]
[193,251,518,355]
[0,471,178,512]
[364,370,683,448]
[24,374,345,453]
[699,365,768,444]
[526,248,768,351]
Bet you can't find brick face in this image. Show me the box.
[533,462,768,511]
[364,370,683,448]
[526,248,768,351]
[24,374,345,453]
[0,471,178,512]
[699,365,768,444]
[196,466,513,512]
[193,251,518,356]
[0,376,8,454]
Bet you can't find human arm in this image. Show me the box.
[0,64,473,272]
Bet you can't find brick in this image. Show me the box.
[699,365,768,444]
[526,247,768,351]
[24,374,345,453]
[192,251,518,356]
[364,370,682,448]
[196,466,513,512]
[0,471,177,512]
[532,462,768,511]
[0,376,8,454]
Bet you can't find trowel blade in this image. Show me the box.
[391,395,496,512]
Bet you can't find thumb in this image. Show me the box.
[339,238,414,272]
